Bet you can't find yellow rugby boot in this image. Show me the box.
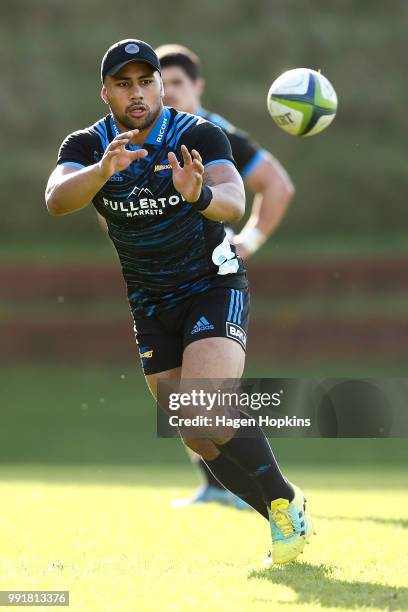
[265,483,313,565]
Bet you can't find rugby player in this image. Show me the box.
[45,39,312,564]
[156,44,295,508]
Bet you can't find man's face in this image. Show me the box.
[102,61,163,131]
[161,65,203,114]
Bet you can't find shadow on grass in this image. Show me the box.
[248,562,406,610]
[315,514,408,530]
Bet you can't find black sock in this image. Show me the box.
[215,413,294,506]
[196,457,224,490]
[205,453,269,520]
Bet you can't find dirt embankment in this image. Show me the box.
[2,258,408,362]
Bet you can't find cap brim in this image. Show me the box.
[105,59,160,78]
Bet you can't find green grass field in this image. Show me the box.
[1,366,407,611]
[0,465,407,611]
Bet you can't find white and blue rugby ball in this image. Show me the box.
[267,68,338,137]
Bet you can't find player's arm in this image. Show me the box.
[201,154,246,222]
[46,164,110,216]
[45,130,147,216]
[234,153,295,257]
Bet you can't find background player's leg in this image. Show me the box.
[181,337,293,506]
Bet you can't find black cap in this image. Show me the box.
[101,39,161,82]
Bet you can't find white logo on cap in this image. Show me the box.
[125,43,140,54]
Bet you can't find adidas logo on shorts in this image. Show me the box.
[191,316,215,334]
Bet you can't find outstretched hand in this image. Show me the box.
[168,145,204,203]
[99,130,148,180]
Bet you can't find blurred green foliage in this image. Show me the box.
[1,0,407,246]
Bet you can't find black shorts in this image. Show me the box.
[133,286,250,375]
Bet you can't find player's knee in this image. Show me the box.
[183,437,219,460]
[210,433,234,446]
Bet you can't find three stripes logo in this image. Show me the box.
[227,289,244,325]
[191,316,215,335]
[226,289,247,349]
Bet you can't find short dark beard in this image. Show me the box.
[114,104,162,133]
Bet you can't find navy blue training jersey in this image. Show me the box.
[57,107,247,318]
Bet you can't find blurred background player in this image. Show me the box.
[155,44,295,509]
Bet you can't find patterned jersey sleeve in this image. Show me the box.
[181,119,236,169]
[225,128,267,179]
[57,130,99,169]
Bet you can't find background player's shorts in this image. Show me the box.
[133,286,250,375]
